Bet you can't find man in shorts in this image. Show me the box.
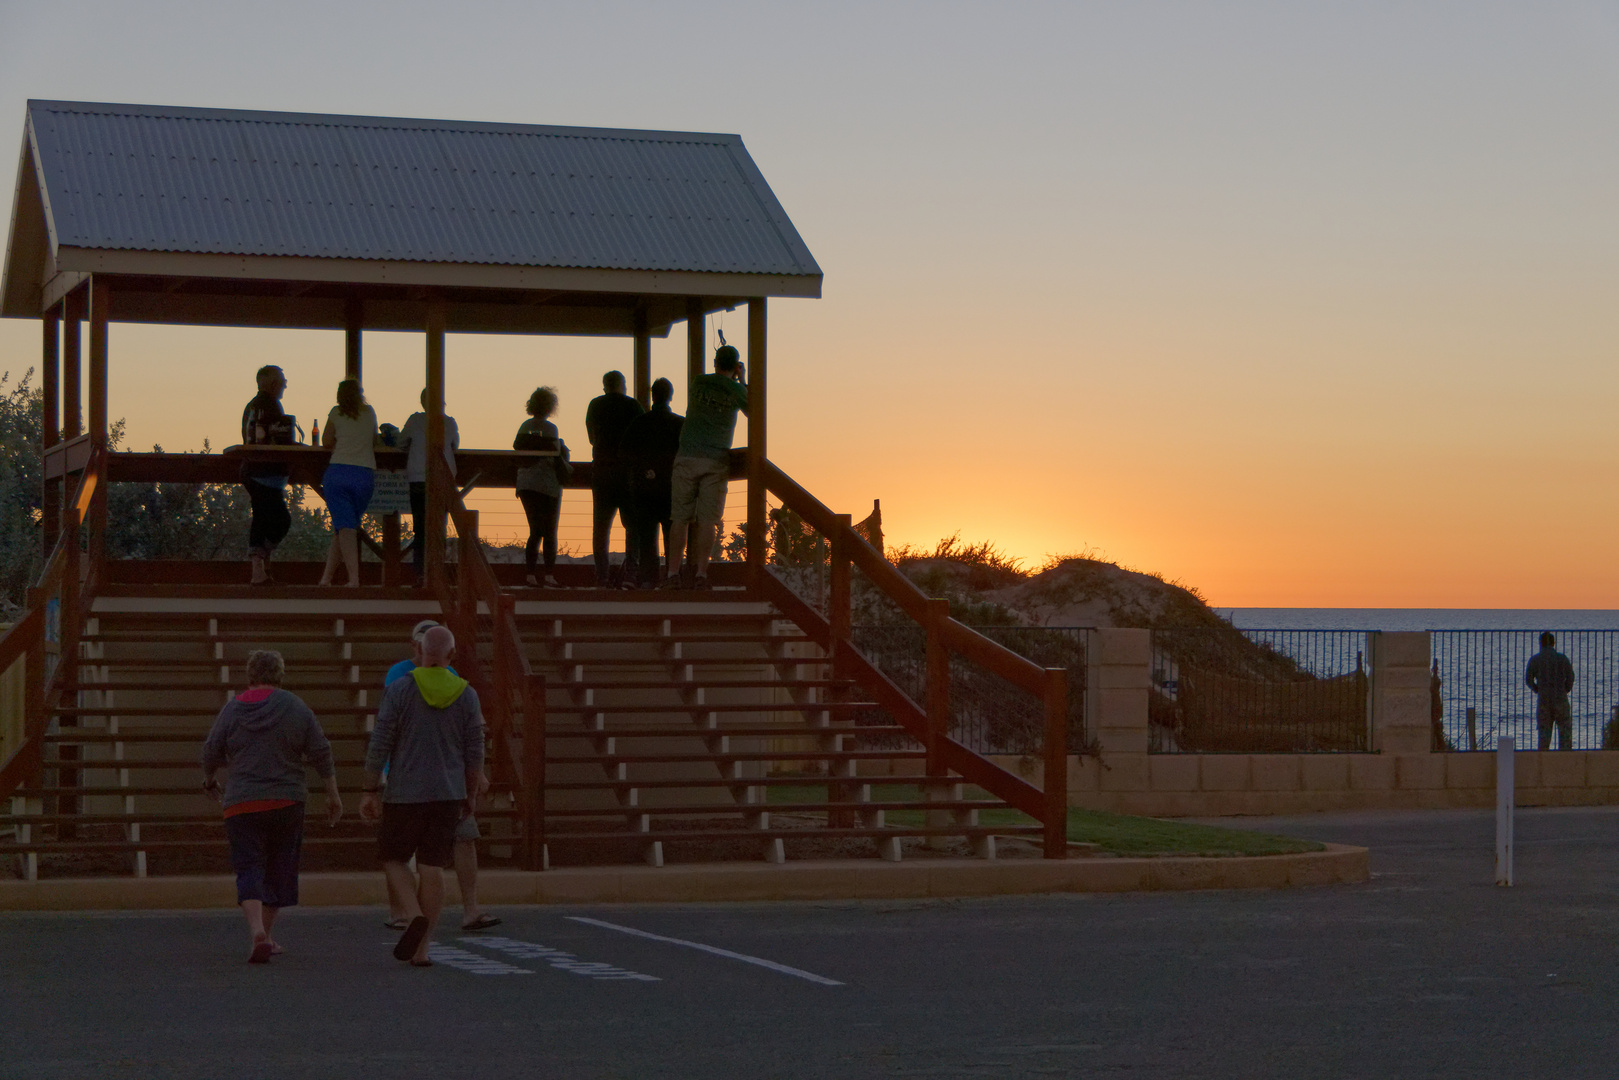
[380,620,497,932]
[666,345,749,589]
[360,625,486,965]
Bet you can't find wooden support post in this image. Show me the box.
[745,298,766,576]
[633,307,651,410]
[924,597,950,776]
[458,510,479,618]
[345,297,363,383]
[1042,668,1069,860]
[424,302,447,593]
[86,280,110,582]
[88,279,109,448]
[381,513,400,587]
[522,671,548,871]
[62,288,83,440]
[41,306,60,543]
[686,297,705,391]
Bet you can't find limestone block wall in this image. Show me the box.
[989,628,1619,817]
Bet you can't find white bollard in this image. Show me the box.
[1495,735,1514,886]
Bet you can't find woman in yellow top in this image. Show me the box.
[318,379,379,587]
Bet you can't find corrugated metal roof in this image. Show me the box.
[24,100,821,277]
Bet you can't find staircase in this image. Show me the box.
[1,456,1069,880]
[1,588,1045,879]
[523,601,1038,867]
[0,597,519,880]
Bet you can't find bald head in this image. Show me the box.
[421,625,456,666]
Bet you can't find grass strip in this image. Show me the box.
[766,782,1322,856]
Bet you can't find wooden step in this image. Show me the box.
[546,749,927,766]
[545,724,911,740]
[542,774,961,792]
[546,825,1040,843]
[545,800,1012,818]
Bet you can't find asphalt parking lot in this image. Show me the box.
[3,806,1616,1079]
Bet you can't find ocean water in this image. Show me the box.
[1213,609,1619,751]
[1221,608,1619,631]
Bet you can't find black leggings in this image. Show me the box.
[244,478,291,559]
[518,489,561,574]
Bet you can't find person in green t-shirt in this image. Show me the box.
[666,346,749,588]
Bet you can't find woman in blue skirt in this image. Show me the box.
[318,379,378,586]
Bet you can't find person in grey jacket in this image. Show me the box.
[201,649,342,964]
[359,625,487,966]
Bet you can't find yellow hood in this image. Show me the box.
[411,666,469,708]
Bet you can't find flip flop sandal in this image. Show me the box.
[392,916,431,962]
[461,915,502,931]
[248,939,273,964]
[410,959,434,967]
[383,918,409,931]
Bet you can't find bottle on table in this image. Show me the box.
[311,420,319,446]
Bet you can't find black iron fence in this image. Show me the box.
[1432,630,1619,751]
[1150,628,1371,753]
[849,624,1088,756]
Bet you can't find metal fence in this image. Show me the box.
[1432,630,1619,751]
[1151,628,1371,753]
[849,624,1089,756]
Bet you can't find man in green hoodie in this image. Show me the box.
[360,625,487,966]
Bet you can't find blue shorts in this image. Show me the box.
[322,463,374,531]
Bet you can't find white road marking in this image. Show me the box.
[566,917,844,986]
[461,936,661,981]
[425,943,533,975]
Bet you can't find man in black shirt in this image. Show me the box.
[584,370,644,587]
[619,378,684,587]
[240,365,295,585]
[1525,632,1577,750]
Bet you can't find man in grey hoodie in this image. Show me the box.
[201,649,342,964]
[360,625,487,966]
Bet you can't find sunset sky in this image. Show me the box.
[2,2,1617,607]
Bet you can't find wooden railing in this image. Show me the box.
[0,448,106,803]
[760,461,1070,858]
[431,455,547,870]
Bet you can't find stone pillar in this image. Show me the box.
[1371,631,1432,754]
[1087,628,1151,792]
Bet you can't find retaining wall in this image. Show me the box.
[992,628,1619,817]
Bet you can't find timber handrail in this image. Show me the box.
[0,447,106,803]
[763,458,1070,858]
[431,455,546,869]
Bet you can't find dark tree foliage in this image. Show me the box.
[0,370,42,615]
[0,368,330,611]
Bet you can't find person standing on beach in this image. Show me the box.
[585,370,644,587]
[360,625,487,966]
[1525,632,1576,750]
[666,345,748,589]
[201,649,342,963]
[240,366,295,586]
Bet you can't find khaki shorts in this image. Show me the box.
[670,456,729,525]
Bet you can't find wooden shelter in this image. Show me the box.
[0,101,1072,878]
[3,99,825,583]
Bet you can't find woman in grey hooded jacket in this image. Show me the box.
[201,649,343,963]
